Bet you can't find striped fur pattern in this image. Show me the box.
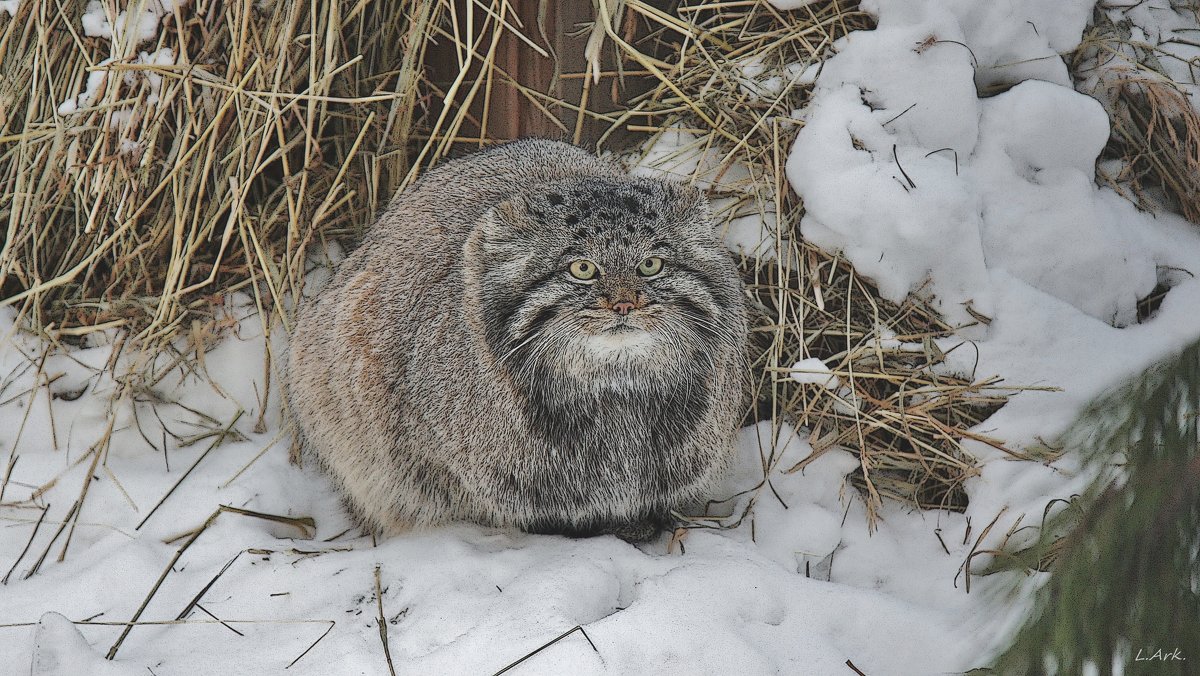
[286,139,749,541]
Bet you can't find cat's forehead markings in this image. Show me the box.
[538,183,663,243]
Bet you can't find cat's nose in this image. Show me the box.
[612,301,635,316]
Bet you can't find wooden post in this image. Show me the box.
[426,0,653,151]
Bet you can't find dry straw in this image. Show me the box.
[0,0,550,423]
[0,0,534,353]
[1073,8,1200,224]
[1,0,415,353]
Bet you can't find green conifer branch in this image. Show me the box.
[990,338,1200,675]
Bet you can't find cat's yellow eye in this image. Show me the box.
[568,259,599,281]
[637,256,665,277]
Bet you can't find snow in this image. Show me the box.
[81,0,188,45]
[767,0,824,10]
[6,1,1200,674]
[58,49,176,126]
[786,7,1182,328]
[30,613,131,676]
[789,358,840,390]
[0,0,19,18]
[790,5,1200,328]
[787,0,1200,567]
[0,304,988,674]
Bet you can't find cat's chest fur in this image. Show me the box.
[515,355,712,459]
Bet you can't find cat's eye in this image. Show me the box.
[568,259,599,281]
[637,256,665,277]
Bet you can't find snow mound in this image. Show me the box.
[30,613,141,676]
[787,0,1190,327]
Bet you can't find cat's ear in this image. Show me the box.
[665,182,714,228]
[466,198,534,265]
[478,198,537,242]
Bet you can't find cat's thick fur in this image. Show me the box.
[287,139,748,540]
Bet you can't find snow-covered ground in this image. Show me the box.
[4,0,1200,674]
[0,303,995,675]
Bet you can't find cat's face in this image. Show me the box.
[465,176,747,378]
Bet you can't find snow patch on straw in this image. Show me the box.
[57,57,116,115]
[1099,0,1200,109]
[767,0,825,10]
[732,54,807,99]
[126,46,174,104]
[58,48,176,125]
[790,358,841,390]
[60,0,185,123]
[81,0,188,45]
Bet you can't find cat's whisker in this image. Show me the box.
[512,322,578,380]
[499,327,549,364]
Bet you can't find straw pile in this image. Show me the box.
[1073,8,1200,224]
[1,0,1022,520]
[1,0,467,350]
